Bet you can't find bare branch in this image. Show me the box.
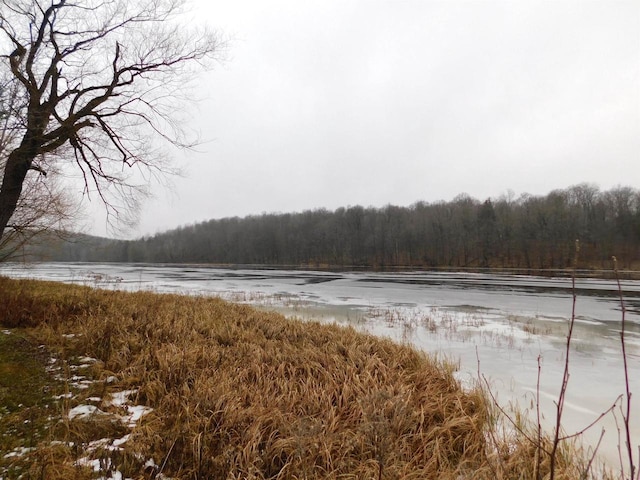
[0,0,223,241]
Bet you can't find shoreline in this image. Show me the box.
[0,277,623,479]
[7,259,640,281]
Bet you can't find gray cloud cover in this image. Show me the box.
[85,0,640,237]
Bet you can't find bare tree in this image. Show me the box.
[0,168,77,261]
[0,67,78,260]
[0,0,221,244]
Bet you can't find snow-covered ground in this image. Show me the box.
[2,342,162,480]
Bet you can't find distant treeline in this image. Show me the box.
[42,184,640,270]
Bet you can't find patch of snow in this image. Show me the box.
[144,459,175,480]
[103,389,153,427]
[76,456,103,471]
[78,356,98,364]
[86,434,130,452]
[112,434,131,447]
[97,473,127,480]
[63,375,95,389]
[87,438,111,450]
[110,390,137,407]
[50,440,75,447]
[4,447,34,458]
[76,444,134,480]
[54,373,94,389]
[122,405,153,427]
[68,404,107,420]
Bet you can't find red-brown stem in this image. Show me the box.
[614,410,625,475]
[613,256,635,480]
[549,239,580,480]
[536,354,542,480]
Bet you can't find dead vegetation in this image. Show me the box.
[0,276,612,479]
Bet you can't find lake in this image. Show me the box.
[2,262,639,471]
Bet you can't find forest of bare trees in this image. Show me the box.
[44,183,640,271]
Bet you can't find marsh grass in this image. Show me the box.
[0,277,612,479]
[0,329,60,460]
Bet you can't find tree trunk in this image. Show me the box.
[0,149,31,239]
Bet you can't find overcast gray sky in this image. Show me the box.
[86,0,640,238]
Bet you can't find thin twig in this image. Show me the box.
[158,437,177,477]
[583,428,606,480]
[614,410,625,476]
[481,373,550,455]
[558,396,620,441]
[550,239,580,480]
[475,347,507,476]
[535,354,542,480]
[613,256,636,480]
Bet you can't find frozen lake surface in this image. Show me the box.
[2,262,639,470]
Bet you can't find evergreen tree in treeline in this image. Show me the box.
[40,184,640,270]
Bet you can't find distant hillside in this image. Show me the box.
[13,233,122,263]
[24,184,640,270]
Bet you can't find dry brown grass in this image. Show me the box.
[0,277,610,479]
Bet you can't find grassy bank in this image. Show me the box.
[0,277,605,479]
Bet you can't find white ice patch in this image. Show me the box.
[523,387,598,415]
[472,322,532,341]
[574,317,605,326]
